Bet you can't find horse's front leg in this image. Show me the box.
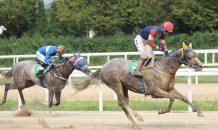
[152,88,175,114]
[48,89,55,115]
[168,88,204,117]
[54,91,61,106]
[18,88,25,109]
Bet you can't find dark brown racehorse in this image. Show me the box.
[72,43,204,129]
[0,53,91,115]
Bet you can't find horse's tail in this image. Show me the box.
[0,69,13,79]
[72,69,102,92]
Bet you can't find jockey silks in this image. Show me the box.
[38,46,64,65]
[138,26,165,40]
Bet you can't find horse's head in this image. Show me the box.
[182,42,203,71]
[73,53,92,75]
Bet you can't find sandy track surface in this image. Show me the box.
[0,111,218,130]
[0,83,218,101]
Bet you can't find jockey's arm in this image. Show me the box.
[147,30,159,49]
[161,35,167,51]
[44,53,52,65]
[59,55,64,61]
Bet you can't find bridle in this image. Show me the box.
[154,46,198,77]
[48,57,74,81]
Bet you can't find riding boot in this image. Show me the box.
[37,70,44,78]
[133,57,145,77]
[37,63,46,78]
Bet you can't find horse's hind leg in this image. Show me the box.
[113,83,143,129]
[169,88,204,117]
[17,81,35,109]
[0,83,12,105]
[152,88,175,114]
[119,87,140,128]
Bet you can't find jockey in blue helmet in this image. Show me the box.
[36,45,65,78]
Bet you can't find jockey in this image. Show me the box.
[133,21,173,76]
[36,45,65,78]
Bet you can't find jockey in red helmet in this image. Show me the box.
[133,21,173,76]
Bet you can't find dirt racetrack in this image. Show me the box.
[0,111,218,130]
[0,84,218,130]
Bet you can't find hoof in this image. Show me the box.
[41,101,48,106]
[158,109,166,115]
[197,112,204,117]
[133,126,140,129]
[20,104,25,109]
[137,116,144,122]
[131,122,140,129]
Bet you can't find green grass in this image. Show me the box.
[1,75,218,85]
[0,99,218,111]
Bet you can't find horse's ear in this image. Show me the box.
[183,42,188,50]
[189,42,192,48]
[74,53,77,58]
[78,52,80,55]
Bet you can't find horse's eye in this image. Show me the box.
[187,52,194,58]
[78,60,83,65]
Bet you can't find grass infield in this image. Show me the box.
[0,99,218,111]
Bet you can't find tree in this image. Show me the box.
[46,0,69,37]
[0,0,40,37]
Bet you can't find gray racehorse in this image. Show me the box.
[0,54,91,115]
[72,43,204,129]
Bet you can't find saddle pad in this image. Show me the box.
[34,63,50,76]
[129,58,155,76]
[129,61,138,75]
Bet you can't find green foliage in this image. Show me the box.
[0,0,40,37]
[1,30,218,67]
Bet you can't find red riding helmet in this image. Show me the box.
[162,21,173,33]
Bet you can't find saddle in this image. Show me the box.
[34,62,50,76]
[129,58,155,76]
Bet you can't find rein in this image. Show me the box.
[48,57,74,80]
[150,46,197,77]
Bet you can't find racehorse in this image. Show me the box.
[0,53,91,115]
[72,42,204,129]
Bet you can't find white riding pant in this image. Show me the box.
[134,35,155,59]
[36,51,55,70]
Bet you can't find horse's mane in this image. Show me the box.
[157,46,183,60]
[53,56,74,65]
[168,46,183,55]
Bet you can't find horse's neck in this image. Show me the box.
[161,48,183,74]
[58,58,75,77]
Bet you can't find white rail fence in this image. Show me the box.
[0,50,218,112]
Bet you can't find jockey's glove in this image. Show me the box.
[164,50,168,56]
[50,64,55,68]
[157,45,164,52]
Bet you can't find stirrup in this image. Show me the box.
[37,74,44,78]
[133,71,142,77]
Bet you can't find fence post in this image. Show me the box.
[99,84,103,111]
[114,92,117,100]
[45,88,49,103]
[187,75,192,112]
